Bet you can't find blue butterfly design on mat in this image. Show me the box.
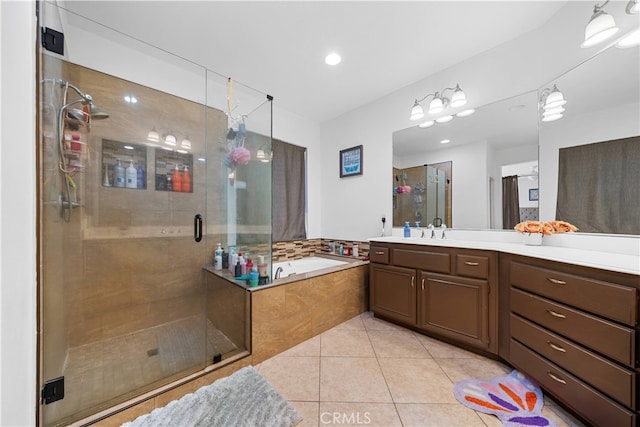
[453,370,556,426]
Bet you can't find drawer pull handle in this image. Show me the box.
[411,276,414,288]
[547,277,567,285]
[375,251,385,255]
[547,309,566,319]
[547,341,567,353]
[547,371,567,385]
[421,278,425,290]
[464,261,480,266]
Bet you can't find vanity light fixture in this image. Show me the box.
[540,85,567,122]
[616,28,640,48]
[180,136,192,150]
[147,128,160,143]
[418,120,435,128]
[581,0,619,48]
[626,0,640,14]
[435,115,453,123]
[409,84,467,121]
[164,133,177,146]
[456,108,475,117]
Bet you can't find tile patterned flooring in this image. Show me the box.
[256,312,585,427]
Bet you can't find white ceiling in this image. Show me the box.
[59,1,569,123]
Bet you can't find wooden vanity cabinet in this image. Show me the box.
[500,253,640,427]
[369,243,498,353]
[369,263,417,325]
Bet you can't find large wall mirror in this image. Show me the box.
[393,90,538,230]
[538,39,639,235]
[393,38,639,234]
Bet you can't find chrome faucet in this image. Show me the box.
[274,266,284,280]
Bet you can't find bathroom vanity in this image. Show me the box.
[369,233,640,427]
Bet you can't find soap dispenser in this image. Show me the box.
[404,221,411,238]
[114,159,125,188]
[125,160,137,189]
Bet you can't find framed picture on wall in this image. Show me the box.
[529,188,539,201]
[340,145,363,177]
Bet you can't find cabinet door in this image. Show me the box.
[370,264,417,325]
[418,272,490,349]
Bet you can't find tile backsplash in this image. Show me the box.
[272,239,370,262]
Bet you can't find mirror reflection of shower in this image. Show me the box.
[45,79,109,221]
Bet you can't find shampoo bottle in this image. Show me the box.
[172,164,182,192]
[182,165,191,193]
[136,161,145,189]
[404,221,411,238]
[114,159,125,188]
[125,161,137,189]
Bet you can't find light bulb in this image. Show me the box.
[435,115,453,123]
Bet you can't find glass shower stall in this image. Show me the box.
[37,3,272,425]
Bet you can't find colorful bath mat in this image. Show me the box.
[454,370,556,426]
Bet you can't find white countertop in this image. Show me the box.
[369,230,640,276]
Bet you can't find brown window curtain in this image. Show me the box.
[272,139,307,241]
[502,175,520,230]
[556,136,640,234]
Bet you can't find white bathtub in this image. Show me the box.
[273,256,348,278]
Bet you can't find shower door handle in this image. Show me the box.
[194,214,203,242]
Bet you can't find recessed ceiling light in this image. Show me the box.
[440,139,451,144]
[325,53,341,66]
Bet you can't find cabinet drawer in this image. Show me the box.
[510,339,636,427]
[393,248,450,273]
[511,313,635,409]
[369,246,389,264]
[456,253,489,279]
[511,288,635,367]
[510,261,637,326]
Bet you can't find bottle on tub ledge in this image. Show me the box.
[214,243,223,270]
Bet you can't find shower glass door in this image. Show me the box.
[37,3,250,425]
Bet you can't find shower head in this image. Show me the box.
[88,103,109,120]
[58,79,109,119]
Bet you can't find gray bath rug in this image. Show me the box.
[122,366,302,427]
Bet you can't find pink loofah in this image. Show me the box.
[230,146,251,166]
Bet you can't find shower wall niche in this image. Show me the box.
[38,14,271,423]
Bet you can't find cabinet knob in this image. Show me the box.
[464,261,480,266]
[547,309,567,319]
[547,371,567,385]
[547,277,567,285]
[547,341,567,353]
